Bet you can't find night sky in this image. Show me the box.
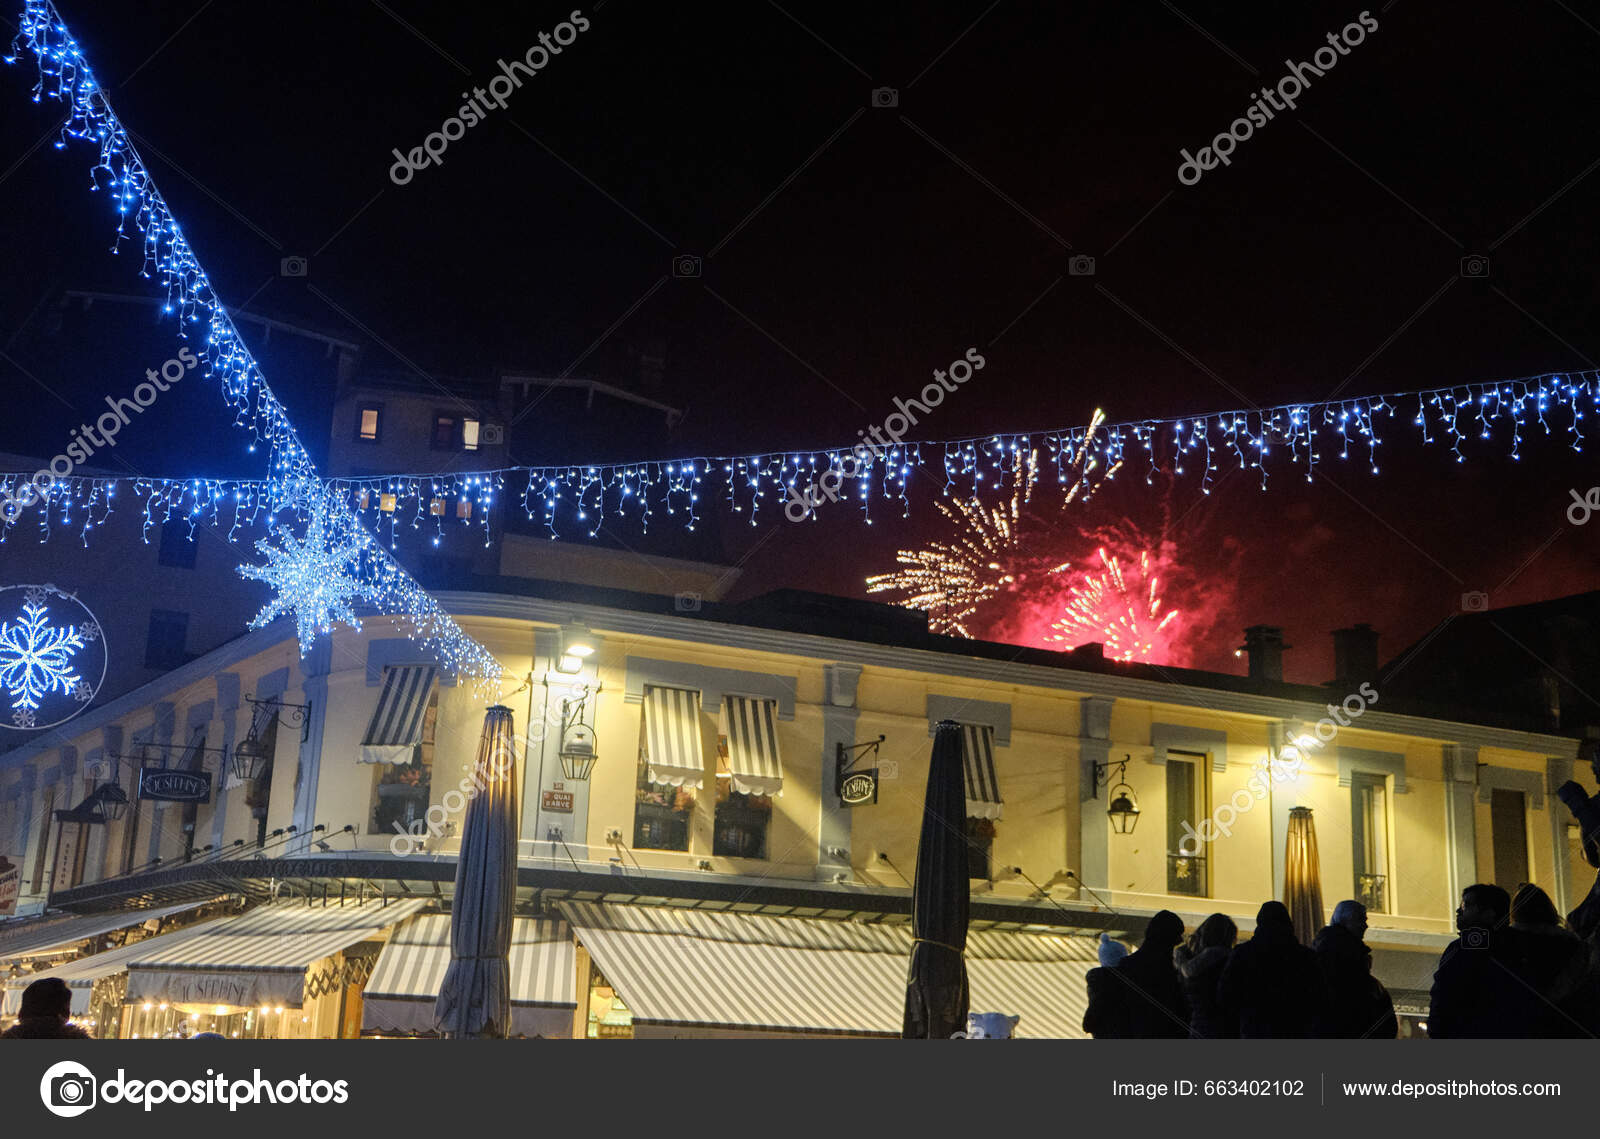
[2,0,1598,683]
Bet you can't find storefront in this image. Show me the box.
[119,898,427,1039]
[360,912,576,1037]
[561,901,1097,1039]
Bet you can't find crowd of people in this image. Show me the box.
[1082,883,1600,1039]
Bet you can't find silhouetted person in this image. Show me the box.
[1312,899,1397,1038]
[1175,912,1238,1039]
[1508,883,1597,1036]
[1,977,90,1039]
[1429,884,1531,1037]
[1557,741,1600,943]
[1082,910,1188,1038]
[1218,901,1324,1037]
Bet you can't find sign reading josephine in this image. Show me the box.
[138,768,213,803]
[839,770,878,806]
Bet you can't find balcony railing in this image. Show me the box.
[1357,873,1387,913]
[1167,853,1207,897]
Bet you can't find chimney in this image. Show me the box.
[1331,624,1379,689]
[1239,625,1287,683]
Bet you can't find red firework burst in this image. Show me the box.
[1044,547,1180,661]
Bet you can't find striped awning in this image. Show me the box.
[2,917,235,1016]
[639,685,705,789]
[0,900,215,964]
[560,902,1096,1038]
[362,913,576,1036]
[960,722,1004,820]
[360,665,437,764]
[719,695,784,796]
[125,898,426,1010]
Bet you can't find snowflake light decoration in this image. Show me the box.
[0,584,107,730]
[239,494,377,654]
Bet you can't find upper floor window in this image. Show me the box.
[1351,772,1392,913]
[461,418,480,451]
[157,521,197,569]
[431,414,458,451]
[1490,788,1530,891]
[369,690,438,838]
[356,404,383,442]
[1166,752,1208,897]
[635,686,701,852]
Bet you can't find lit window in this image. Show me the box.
[456,499,472,520]
[1352,772,1391,913]
[429,497,446,516]
[462,419,480,451]
[356,405,382,442]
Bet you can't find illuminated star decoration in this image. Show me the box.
[1044,547,1180,662]
[238,494,376,654]
[0,598,87,725]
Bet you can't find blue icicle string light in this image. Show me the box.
[1,372,1594,548]
[5,0,501,680]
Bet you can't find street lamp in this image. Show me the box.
[1091,755,1141,835]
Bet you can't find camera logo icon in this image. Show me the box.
[870,87,898,108]
[672,255,702,279]
[1068,254,1096,276]
[1459,254,1490,278]
[1461,590,1489,612]
[40,1060,97,1117]
[280,255,309,278]
[1462,927,1491,949]
[674,591,702,612]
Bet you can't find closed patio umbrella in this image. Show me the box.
[436,704,521,1038]
[903,719,970,1038]
[1284,806,1324,946]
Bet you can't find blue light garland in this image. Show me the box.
[1,371,1592,549]
[6,0,500,679]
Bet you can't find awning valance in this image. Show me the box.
[361,913,576,1036]
[961,722,1003,820]
[0,899,216,965]
[639,685,704,789]
[2,917,235,1016]
[124,899,426,1010]
[360,665,437,764]
[559,901,1095,1038]
[719,695,784,796]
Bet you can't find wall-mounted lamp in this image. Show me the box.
[1091,755,1141,834]
[556,624,600,674]
[231,694,311,783]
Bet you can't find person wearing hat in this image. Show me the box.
[1082,911,1188,1038]
[1,977,91,1039]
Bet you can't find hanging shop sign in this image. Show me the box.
[138,768,213,804]
[0,858,18,915]
[839,769,879,806]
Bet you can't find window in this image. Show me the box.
[144,610,190,669]
[356,404,383,442]
[369,691,437,837]
[713,734,770,859]
[634,760,693,851]
[462,418,480,451]
[586,964,633,1039]
[1351,772,1391,913]
[157,521,197,569]
[1166,753,1207,896]
[30,787,54,894]
[634,686,700,852]
[1490,788,1530,890]
[430,414,458,451]
[966,817,994,879]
